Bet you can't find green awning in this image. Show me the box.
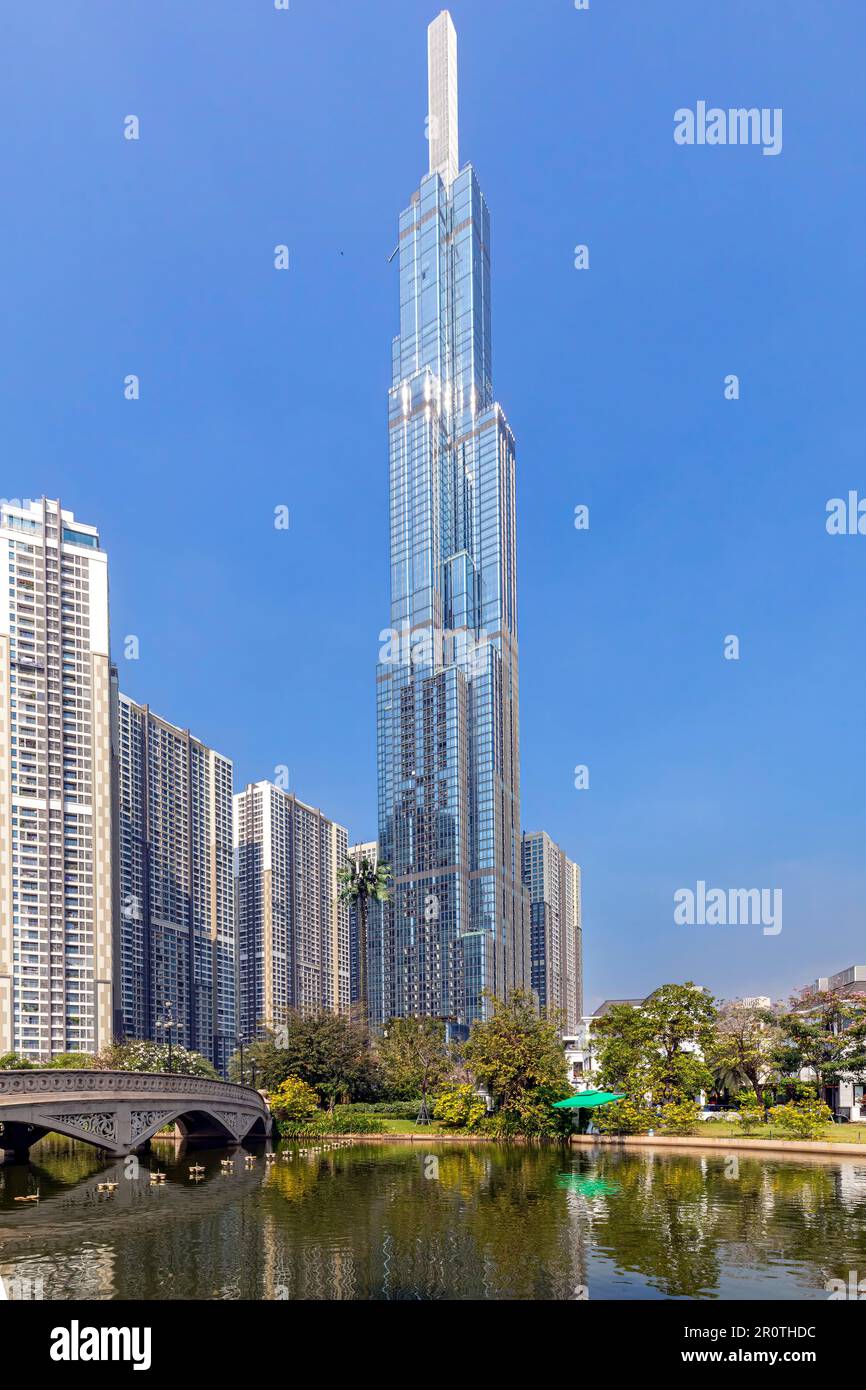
[552,1090,626,1109]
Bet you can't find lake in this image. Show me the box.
[1,1137,863,1300]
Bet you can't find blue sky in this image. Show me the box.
[4,1,865,1009]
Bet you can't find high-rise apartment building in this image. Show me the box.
[115,694,236,1074]
[234,782,349,1039]
[521,831,583,1032]
[346,840,386,1011]
[374,11,529,1030]
[0,498,113,1060]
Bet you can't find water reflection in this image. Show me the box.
[1,1139,865,1300]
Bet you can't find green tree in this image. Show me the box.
[229,1010,379,1110]
[776,988,866,1098]
[379,1016,450,1117]
[594,983,716,1110]
[48,1051,95,1070]
[337,853,390,1012]
[593,1003,660,1101]
[641,983,717,1103]
[707,1001,780,1107]
[0,1052,33,1070]
[462,990,570,1137]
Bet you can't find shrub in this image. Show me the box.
[268,1075,319,1123]
[48,1052,95,1070]
[659,1099,702,1135]
[769,1097,833,1140]
[0,1052,33,1070]
[336,1101,421,1120]
[594,1098,655,1135]
[317,1112,384,1134]
[735,1091,766,1132]
[278,1112,385,1137]
[432,1083,487,1131]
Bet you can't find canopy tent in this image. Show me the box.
[552,1090,626,1109]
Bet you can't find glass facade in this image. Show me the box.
[373,13,528,1029]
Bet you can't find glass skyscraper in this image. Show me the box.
[374,11,529,1030]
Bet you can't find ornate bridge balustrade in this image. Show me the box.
[0,1070,272,1161]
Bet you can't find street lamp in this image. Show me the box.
[237,1035,245,1086]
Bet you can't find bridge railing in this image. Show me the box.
[0,1070,269,1108]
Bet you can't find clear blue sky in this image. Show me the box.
[4,1,865,1010]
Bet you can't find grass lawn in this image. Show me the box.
[357,1117,445,1134]
[691,1121,866,1144]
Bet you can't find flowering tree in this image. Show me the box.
[92,1040,218,1078]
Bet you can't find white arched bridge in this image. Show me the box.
[0,1070,272,1162]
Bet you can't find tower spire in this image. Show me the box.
[427,10,459,187]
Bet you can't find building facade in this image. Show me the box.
[374,10,529,1029]
[347,840,386,1012]
[0,498,114,1060]
[234,782,349,1040]
[115,694,235,1074]
[521,831,583,1032]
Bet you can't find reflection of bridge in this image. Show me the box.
[0,1071,272,1162]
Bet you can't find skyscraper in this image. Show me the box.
[234,782,349,1040]
[346,840,386,1012]
[0,498,114,1060]
[374,12,528,1030]
[115,694,236,1074]
[522,831,583,1032]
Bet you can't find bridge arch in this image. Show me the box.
[0,1070,273,1162]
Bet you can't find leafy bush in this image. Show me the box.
[594,1098,655,1135]
[735,1091,766,1132]
[277,1112,384,1138]
[268,1075,319,1123]
[337,1101,421,1119]
[769,1097,833,1139]
[0,1052,33,1070]
[432,1083,487,1131]
[48,1052,95,1070]
[659,1099,702,1135]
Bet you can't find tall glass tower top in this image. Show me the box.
[374,11,529,1030]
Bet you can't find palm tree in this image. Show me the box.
[337,853,390,1014]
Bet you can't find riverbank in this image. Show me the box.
[298,1130,866,1155]
[570,1132,866,1157]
